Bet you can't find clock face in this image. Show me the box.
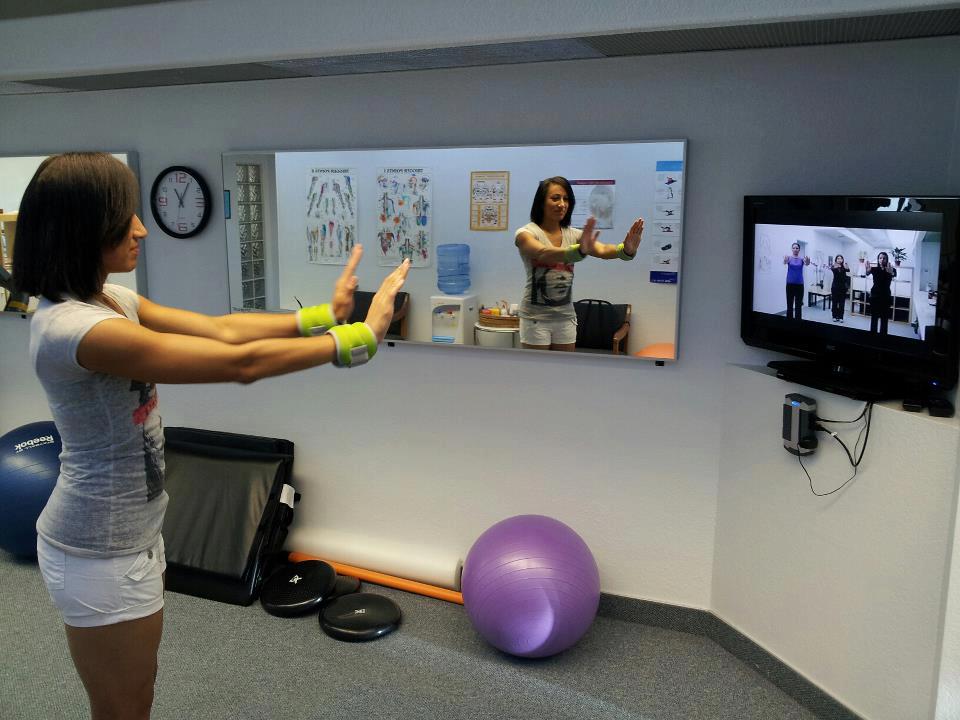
[150,166,212,238]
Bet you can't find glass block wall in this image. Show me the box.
[236,163,266,309]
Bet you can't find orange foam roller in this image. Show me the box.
[288,551,464,605]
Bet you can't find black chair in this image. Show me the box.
[162,427,298,606]
[348,290,410,340]
[573,299,631,354]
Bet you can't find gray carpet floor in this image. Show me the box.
[0,553,822,720]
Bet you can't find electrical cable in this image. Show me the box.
[798,401,873,496]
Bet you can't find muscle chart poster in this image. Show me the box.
[470,170,509,231]
[376,167,432,266]
[306,168,358,265]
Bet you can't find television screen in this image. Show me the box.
[742,196,960,400]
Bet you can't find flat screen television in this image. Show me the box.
[741,195,960,400]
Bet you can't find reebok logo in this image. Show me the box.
[13,435,55,453]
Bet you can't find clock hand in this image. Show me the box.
[180,181,192,208]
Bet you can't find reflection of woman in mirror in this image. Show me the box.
[783,242,810,320]
[12,153,410,720]
[865,251,897,334]
[828,254,850,323]
[514,176,644,351]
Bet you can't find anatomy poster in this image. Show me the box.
[306,168,357,265]
[376,167,432,266]
[570,179,616,229]
[470,170,509,231]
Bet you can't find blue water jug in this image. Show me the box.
[437,243,470,294]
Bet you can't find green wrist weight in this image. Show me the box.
[296,303,337,336]
[617,242,636,261]
[564,244,586,263]
[327,322,378,367]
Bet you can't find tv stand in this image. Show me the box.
[766,360,908,401]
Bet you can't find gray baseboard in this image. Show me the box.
[598,594,864,720]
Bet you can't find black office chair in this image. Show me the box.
[348,290,410,340]
[573,299,631,354]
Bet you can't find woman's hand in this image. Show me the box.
[331,245,363,322]
[364,259,411,341]
[579,217,599,256]
[622,217,644,256]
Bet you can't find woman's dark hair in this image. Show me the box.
[877,251,889,266]
[529,176,575,227]
[12,152,139,302]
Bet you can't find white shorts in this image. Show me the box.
[519,316,578,346]
[37,535,166,628]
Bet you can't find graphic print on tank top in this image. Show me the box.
[131,380,164,501]
[531,260,575,307]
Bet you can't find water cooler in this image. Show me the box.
[431,294,478,344]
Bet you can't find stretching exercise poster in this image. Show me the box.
[306,168,357,265]
[376,167,432,266]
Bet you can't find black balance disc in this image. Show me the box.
[319,592,401,641]
[260,560,336,617]
[329,574,361,600]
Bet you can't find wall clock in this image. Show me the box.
[150,165,212,238]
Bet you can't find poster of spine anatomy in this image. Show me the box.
[376,167,432,266]
[306,168,358,265]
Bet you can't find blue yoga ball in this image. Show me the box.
[461,514,600,658]
[0,421,61,558]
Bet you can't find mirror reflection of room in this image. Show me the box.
[754,218,938,339]
[222,141,686,361]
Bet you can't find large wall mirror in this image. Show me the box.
[222,141,685,360]
[0,152,145,314]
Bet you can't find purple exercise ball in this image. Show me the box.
[461,514,600,658]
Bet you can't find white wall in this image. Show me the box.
[716,365,960,720]
[2,22,960,720]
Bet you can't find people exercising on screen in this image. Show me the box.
[514,176,643,351]
[828,254,851,323]
[12,152,409,720]
[783,242,810,320]
[865,251,897,334]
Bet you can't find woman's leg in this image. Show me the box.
[65,609,164,720]
[785,285,794,319]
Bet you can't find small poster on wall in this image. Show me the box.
[649,160,683,285]
[306,168,358,265]
[569,179,616,229]
[376,167,432,266]
[469,170,510,231]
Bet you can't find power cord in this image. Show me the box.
[797,401,874,496]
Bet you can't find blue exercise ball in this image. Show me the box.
[0,421,61,558]
[461,514,600,658]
